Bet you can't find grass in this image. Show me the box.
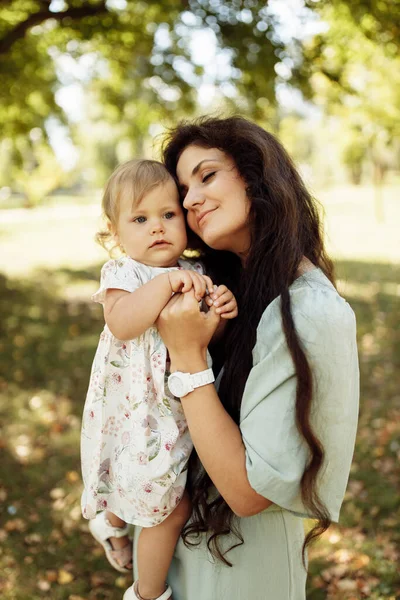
[0,188,399,599]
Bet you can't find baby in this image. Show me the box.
[80,159,237,600]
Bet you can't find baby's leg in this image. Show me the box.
[137,491,191,599]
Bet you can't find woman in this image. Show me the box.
[128,116,359,600]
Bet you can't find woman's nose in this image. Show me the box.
[182,188,205,210]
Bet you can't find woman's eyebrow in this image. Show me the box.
[191,158,219,177]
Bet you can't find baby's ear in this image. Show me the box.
[108,221,118,241]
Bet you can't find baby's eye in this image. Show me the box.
[202,171,216,183]
[133,216,146,224]
[164,212,175,219]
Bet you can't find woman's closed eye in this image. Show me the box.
[202,171,216,184]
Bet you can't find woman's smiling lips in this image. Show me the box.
[197,209,216,228]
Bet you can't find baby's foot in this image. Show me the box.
[88,511,133,573]
[108,533,133,570]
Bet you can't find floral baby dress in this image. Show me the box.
[81,256,204,527]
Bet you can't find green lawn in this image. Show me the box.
[0,188,399,599]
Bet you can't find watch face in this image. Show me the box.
[168,374,186,398]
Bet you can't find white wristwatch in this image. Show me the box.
[168,368,215,398]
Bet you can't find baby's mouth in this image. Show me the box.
[149,240,171,248]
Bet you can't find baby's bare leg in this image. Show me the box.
[137,491,191,599]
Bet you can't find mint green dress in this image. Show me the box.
[132,269,359,599]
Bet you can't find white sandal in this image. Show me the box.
[88,511,132,573]
[123,581,172,600]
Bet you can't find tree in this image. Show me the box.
[297,2,400,219]
[0,0,321,140]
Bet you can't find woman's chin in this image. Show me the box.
[202,233,230,252]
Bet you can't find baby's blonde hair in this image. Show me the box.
[96,159,174,254]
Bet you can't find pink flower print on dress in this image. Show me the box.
[112,373,122,385]
[98,458,111,484]
[136,452,148,466]
[83,504,96,519]
[121,431,130,445]
[97,498,108,510]
[172,486,184,505]
[141,415,158,431]
[143,482,153,494]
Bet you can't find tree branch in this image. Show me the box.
[0,1,109,55]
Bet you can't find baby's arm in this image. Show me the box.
[104,270,213,340]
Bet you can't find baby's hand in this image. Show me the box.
[168,270,214,301]
[206,285,238,319]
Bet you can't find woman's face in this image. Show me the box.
[176,145,251,257]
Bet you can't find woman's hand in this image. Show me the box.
[156,289,220,369]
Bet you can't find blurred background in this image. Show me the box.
[0,1,399,599]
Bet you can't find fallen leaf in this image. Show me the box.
[50,487,65,500]
[66,470,79,483]
[25,533,42,545]
[115,576,130,588]
[37,580,51,591]
[90,573,106,587]
[336,579,358,592]
[58,569,74,585]
[46,570,58,582]
[353,554,370,569]
[4,518,26,532]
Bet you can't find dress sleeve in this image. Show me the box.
[240,282,359,522]
[92,258,141,305]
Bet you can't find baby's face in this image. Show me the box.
[115,178,187,267]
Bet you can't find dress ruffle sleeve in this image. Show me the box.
[92,258,141,304]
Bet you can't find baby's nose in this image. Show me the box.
[151,221,164,233]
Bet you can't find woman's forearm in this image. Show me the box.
[171,352,272,517]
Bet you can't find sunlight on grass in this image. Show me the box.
[1,185,400,277]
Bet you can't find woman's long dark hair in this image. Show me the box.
[162,116,335,566]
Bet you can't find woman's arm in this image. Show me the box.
[157,291,272,517]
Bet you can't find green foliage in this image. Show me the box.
[297,2,400,187]
[306,0,400,54]
[1,1,399,196]
[0,0,309,141]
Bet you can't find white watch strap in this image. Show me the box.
[190,368,215,389]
